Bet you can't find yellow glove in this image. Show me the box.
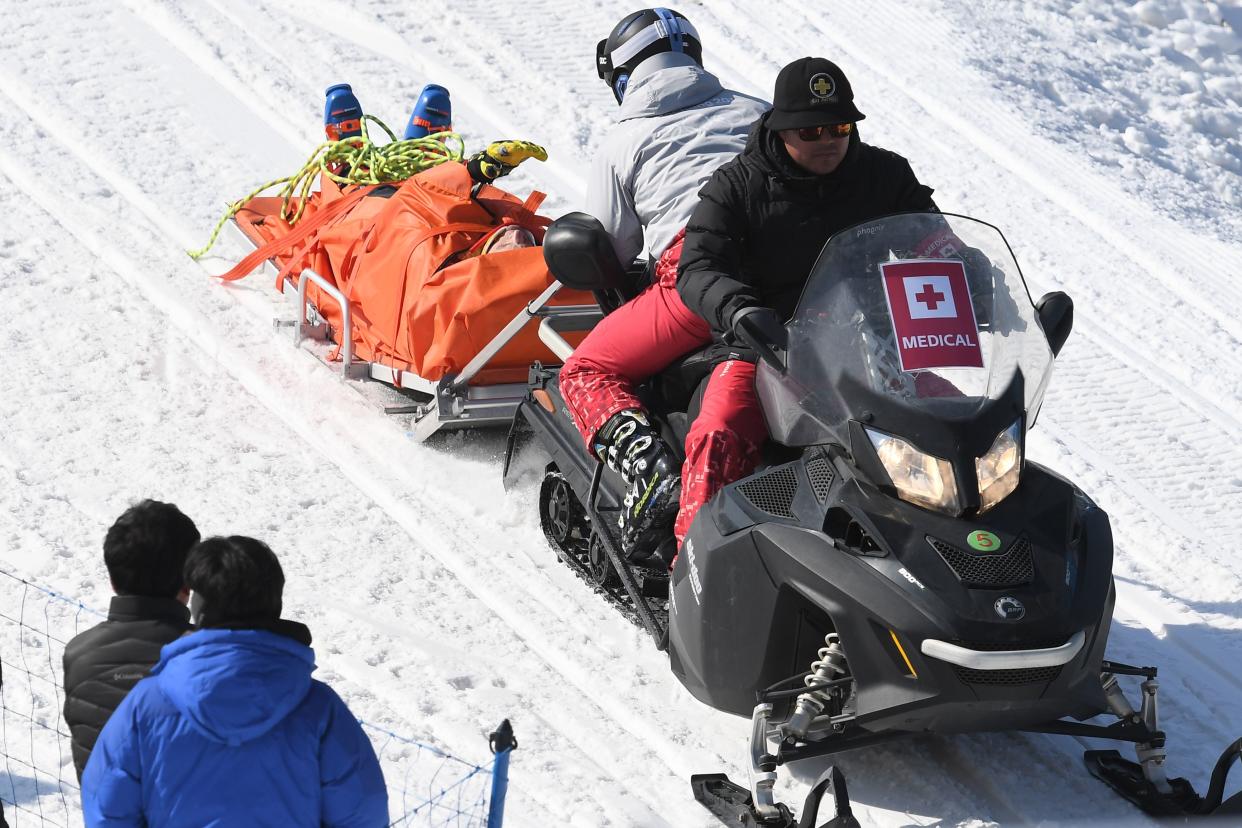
[466,140,548,183]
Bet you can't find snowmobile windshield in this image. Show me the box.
[758,213,1053,447]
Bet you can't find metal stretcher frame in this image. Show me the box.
[225,218,599,442]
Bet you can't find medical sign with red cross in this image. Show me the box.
[880,259,984,371]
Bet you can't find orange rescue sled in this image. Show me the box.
[224,162,600,440]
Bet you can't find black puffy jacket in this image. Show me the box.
[62,594,191,779]
[678,111,936,334]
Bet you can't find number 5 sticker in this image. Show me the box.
[967,530,1001,551]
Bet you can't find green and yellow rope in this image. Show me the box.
[189,114,464,260]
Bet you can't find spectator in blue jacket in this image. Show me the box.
[81,536,387,827]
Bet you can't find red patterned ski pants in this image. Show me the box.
[559,239,768,544]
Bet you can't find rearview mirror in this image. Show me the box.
[1035,291,1073,357]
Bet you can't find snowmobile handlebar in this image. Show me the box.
[730,305,787,373]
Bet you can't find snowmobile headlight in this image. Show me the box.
[865,428,961,515]
[976,420,1022,514]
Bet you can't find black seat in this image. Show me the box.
[648,345,800,469]
[642,344,730,459]
[653,346,721,414]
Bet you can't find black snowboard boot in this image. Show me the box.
[593,409,681,562]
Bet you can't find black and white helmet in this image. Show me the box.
[596,8,703,104]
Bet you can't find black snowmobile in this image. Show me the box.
[503,211,1241,826]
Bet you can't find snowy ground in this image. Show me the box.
[1,1,1240,825]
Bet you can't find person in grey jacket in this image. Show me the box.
[561,8,768,562]
[585,9,768,268]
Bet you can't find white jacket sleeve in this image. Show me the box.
[585,153,644,266]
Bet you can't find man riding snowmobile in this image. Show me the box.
[563,55,936,566]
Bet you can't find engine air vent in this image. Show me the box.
[805,454,835,502]
[953,664,1062,686]
[928,536,1033,588]
[824,508,884,556]
[737,465,799,518]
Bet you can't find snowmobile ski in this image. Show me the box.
[1084,750,1201,816]
[691,766,859,828]
[1085,737,1242,818]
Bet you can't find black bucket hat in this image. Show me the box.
[767,56,866,131]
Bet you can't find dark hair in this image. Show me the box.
[103,500,200,598]
[184,536,284,625]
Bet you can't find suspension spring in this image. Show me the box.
[785,633,849,739]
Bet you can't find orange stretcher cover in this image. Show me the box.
[228,162,593,386]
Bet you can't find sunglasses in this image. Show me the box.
[795,123,853,141]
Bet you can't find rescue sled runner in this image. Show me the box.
[508,211,1242,826]
[219,162,599,441]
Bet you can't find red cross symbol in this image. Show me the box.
[914,283,946,310]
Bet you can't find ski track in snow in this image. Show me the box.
[1,1,1239,826]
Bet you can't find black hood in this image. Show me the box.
[196,617,313,647]
[745,110,862,183]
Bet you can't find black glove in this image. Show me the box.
[730,305,788,352]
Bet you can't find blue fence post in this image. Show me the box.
[487,719,517,828]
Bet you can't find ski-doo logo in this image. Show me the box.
[994,596,1026,621]
[880,259,983,372]
[686,539,703,605]
[809,72,836,99]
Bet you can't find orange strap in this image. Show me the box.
[405,221,497,252]
[216,185,379,282]
[521,191,546,215]
[274,239,321,291]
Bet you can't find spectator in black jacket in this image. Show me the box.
[62,500,199,779]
